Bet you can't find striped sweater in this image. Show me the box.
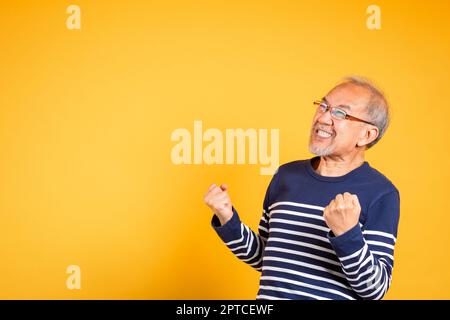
[211,156,400,300]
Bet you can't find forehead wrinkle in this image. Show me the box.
[322,96,352,111]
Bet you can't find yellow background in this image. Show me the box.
[0,0,449,299]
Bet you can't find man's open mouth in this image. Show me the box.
[315,128,334,139]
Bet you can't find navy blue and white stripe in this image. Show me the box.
[211,157,400,300]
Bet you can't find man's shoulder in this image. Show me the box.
[274,158,399,196]
[364,163,399,196]
[275,159,310,175]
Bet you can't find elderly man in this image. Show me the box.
[204,76,400,300]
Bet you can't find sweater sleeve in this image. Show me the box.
[210,168,279,272]
[327,188,400,300]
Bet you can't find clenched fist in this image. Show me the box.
[204,183,233,226]
[323,192,361,237]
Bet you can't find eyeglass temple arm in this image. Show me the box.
[345,114,376,126]
[313,101,376,126]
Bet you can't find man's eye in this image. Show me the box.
[332,108,347,119]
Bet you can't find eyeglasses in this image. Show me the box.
[313,100,376,126]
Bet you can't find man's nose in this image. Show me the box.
[316,109,334,125]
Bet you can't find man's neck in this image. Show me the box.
[313,152,365,177]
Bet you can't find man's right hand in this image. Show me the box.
[204,183,233,226]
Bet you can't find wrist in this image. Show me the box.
[330,222,358,238]
[217,210,233,226]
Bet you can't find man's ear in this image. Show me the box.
[357,126,379,147]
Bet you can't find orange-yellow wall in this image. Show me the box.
[0,0,449,299]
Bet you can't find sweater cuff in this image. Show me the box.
[211,206,242,243]
[327,223,365,258]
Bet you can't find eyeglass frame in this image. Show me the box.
[313,99,376,126]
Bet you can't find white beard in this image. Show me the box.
[308,142,335,156]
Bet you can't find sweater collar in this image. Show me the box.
[305,156,369,182]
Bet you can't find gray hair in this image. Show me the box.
[339,76,390,149]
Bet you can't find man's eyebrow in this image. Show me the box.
[321,96,352,111]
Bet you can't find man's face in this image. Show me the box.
[309,83,372,157]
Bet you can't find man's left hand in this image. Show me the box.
[323,192,361,237]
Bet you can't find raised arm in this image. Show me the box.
[324,190,400,299]
[205,170,279,271]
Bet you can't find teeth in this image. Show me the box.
[317,129,332,138]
